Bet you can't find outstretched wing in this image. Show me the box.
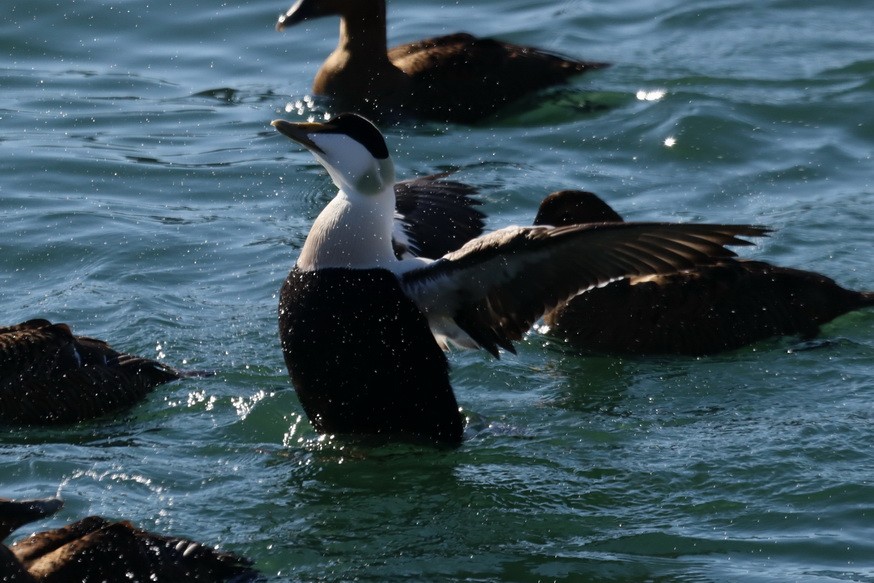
[400,222,769,356]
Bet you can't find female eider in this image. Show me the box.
[1,497,257,582]
[271,113,768,445]
[275,0,609,123]
[535,190,874,355]
[0,319,183,425]
[1,497,62,583]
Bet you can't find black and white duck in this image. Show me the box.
[270,113,768,445]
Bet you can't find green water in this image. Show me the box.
[2,0,873,581]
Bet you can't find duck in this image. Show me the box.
[1,498,63,583]
[534,190,874,355]
[270,112,768,445]
[1,496,258,582]
[0,319,184,425]
[275,0,609,123]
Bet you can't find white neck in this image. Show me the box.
[296,187,398,271]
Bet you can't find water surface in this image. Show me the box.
[2,0,873,581]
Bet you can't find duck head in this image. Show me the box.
[276,0,361,30]
[272,113,395,197]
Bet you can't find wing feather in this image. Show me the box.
[392,173,485,259]
[400,222,769,356]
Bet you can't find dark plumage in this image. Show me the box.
[1,497,258,583]
[272,114,768,445]
[0,499,64,544]
[280,267,463,443]
[535,190,874,355]
[1,498,65,583]
[0,319,183,425]
[276,0,609,123]
[392,172,485,259]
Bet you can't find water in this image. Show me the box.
[1,0,872,581]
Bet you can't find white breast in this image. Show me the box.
[296,189,399,271]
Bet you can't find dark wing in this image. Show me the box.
[390,33,609,123]
[0,320,182,425]
[400,222,769,357]
[393,172,485,259]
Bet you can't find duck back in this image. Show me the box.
[547,260,874,355]
[391,33,607,122]
[0,320,181,424]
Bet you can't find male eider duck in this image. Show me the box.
[275,0,609,123]
[0,319,184,425]
[1,497,258,582]
[271,113,768,445]
[535,190,874,355]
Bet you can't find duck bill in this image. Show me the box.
[271,119,327,155]
[276,0,318,31]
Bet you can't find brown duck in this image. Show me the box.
[535,190,874,356]
[1,498,63,583]
[1,497,258,582]
[276,0,609,123]
[0,319,183,425]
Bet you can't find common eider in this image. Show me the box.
[0,497,258,582]
[275,0,609,123]
[0,497,62,583]
[535,190,874,355]
[270,113,768,445]
[0,319,183,425]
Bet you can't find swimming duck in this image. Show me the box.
[275,0,609,123]
[270,113,768,445]
[0,319,183,425]
[535,190,874,355]
[1,497,258,582]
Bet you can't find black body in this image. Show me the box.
[279,267,464,445]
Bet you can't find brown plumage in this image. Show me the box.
[2,498,63,583]
[535,190,874,355]
[1,497,258,583]
[273,113,770,444]
[0,319,183,425]
[276,0,609,123]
